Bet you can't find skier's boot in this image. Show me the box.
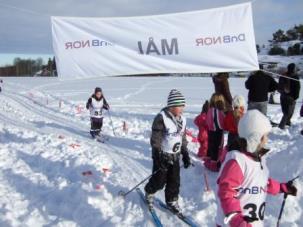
[145,192,154,210]
[166,200,182,215]
[90,131,96,139]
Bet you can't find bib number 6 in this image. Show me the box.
[172,142,181,153]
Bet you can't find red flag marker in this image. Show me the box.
[102,168,110,173]
[95,184,104,190]
[69,143,81,149]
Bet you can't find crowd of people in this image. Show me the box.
[84,63,301,227]
[194,63,300,226]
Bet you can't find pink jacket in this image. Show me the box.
[194,113,208,143]
[206,107,225,132]
[217,152,289,226]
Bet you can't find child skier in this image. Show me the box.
[144,89,191,214]
[206,93,226,162]
[216,110,297,227]
[86,87,109,138]
[223,95,246,148]
[203,95,245,172]
[194,100,209,157]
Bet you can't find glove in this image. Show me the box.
[259,148,270,157]
[182,153,191,169]
[104,104,110,110]
[229,213,253,227]
[86,98,92,109]
[281,180,297,196]
[152,150,167,171]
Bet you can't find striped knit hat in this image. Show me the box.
[167,89,186,107]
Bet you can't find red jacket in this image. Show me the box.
[223,111,238,134]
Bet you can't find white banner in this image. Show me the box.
[51,2,258,79]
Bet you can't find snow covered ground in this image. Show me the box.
[0,76,302,227]
[258,42,303,76]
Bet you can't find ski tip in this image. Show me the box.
[118,190,126,197]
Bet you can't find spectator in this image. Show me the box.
[278,63,301,129]
[212,73,233,111]
[245,67,278,116]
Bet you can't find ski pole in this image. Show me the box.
[119,163,192,197]
[276,175,300,227]
[276,193,288,227]
[203,167,211,192]
[107,109,117,136]
[118,168,162,197]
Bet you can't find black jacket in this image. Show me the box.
[150,108,189,160]
[86,94,109,110]
[245,71,278,102]
[278,73,301,100]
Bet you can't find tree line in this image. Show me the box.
[264,24,303,56]
[0,57,57,77]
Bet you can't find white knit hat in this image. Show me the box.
[232,95,246,108]
[238,110,272,153]
[167,89,186,107]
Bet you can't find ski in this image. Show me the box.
[95,137,106,143]
[136,188,163,227]
[93,134,110,143]
[270,120,279,127]
[155,198,198,227]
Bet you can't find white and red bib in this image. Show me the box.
[160,111,186,154]
[216,151,269,227]
[89,98,104,118]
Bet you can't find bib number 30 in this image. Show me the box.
[243,202,266,221]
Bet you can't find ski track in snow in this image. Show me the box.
[0,77,302,227]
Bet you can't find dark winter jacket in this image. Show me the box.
[150,108,189,161]
[86,94,109,110]
[278,73,301,100]
[245,71,278,102]
[212,73,233,110]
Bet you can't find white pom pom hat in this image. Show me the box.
[238,110,272,153]
[232,95,246,108]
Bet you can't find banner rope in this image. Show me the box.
[260,69,301,82]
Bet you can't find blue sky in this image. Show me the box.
[0,0,302,66]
